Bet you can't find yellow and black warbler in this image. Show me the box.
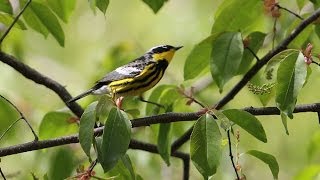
[68,45,183,103]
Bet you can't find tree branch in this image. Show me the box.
[215,8,320,109]
[1,102,319,157]
[227,129,240,180]
[0,0,32,46]
[0,167,6,180]
[0,51,84,117]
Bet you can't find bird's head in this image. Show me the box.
[147,45,183,63]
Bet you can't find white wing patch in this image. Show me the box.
[115,66,140,75]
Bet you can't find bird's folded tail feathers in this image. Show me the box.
[68,89,94,103]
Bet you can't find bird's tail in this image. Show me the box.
[68,89,94,103]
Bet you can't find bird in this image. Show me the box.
[68,45,183,106]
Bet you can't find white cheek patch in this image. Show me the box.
[92,85,110,95]
[115,67,140,75]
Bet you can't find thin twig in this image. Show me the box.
[227,129,240,180]
[0,0,32,46]
[276,4,304,20]
[246,47,260,61]
[312,60,320,67]
[0,168,6,180]
[0,95,38,141]
[138,96,165,109]
[0,118,22,141]
[272,18,277,50]
[89,159,98,172]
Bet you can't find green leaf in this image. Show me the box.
[22,2,49,38]
[142,0,168,13]
[99,108,131,172]
[184,34,219,80]
[294,165,320,180]
[296,0,307,9]
[96,95,111,122]
[0,97,19,139]
[280,112,289,135]
[210,32,244,92]
[0,0,12,15]
[48,148,75,180]
[39,111,78,140]
[79,102,97,158]
[145,85,175,115]
[22,1,65,46]
[276,52,307,119]
[246,150,279,179]
[222,109,267,143]
[0,12,27,30]
[46,0,76,23]
[264,49,298,81]
[96,0,109,14]
[157,123,172,166]
[238,32,266,74]
[311,0,320,9]
[190,113,222,179]
[212,0,265,34]
[212,109,231,131]
[110,154,136,180]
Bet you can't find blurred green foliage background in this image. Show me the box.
[1,0,320,179]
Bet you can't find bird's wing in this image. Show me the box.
[96,56,152,84]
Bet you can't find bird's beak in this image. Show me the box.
[174,46,183,51]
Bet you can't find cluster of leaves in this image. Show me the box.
[2,0,320,179]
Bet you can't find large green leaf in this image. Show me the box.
[145,85,175,115]
[280,112,289,135]
[48,148,75,180]
[46,0,76,22]
[0,12,27,30]
[276,52,307,119]
[264,49,298,81]
[96,95,112,122]
[99,108,131,172]
[96,0,109,14]
[22,1,49,38]
[142,0,168,13]
[157,123,172,166]
[0,97,19,139]
[222,109,267,143]
[79,102,98,158]
[311,0,320,9]
[210,32,244,92]
[190,113,222,179]
[246,150,279,179]
[0,0,12,14]
[184,34,219,80]
[212,0,265,34]
[296,0,307,9]
[109,154,136,180]
[39,111,78,140]
[22,0,65,46]
[238,32,266,74]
